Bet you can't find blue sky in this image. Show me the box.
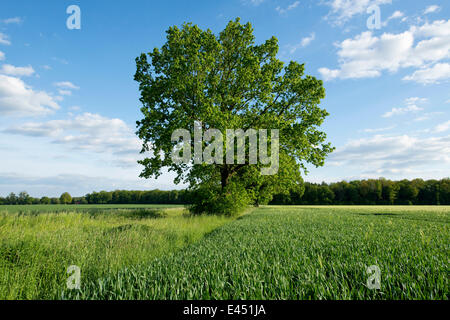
[0,0,449,197]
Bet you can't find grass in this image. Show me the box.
[61,206,449,300]
[0,205,448,300]
[0,204,183,214]
[0,205,233,299]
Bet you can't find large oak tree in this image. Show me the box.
[134,18,334,214]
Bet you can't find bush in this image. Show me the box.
[189,183,251,216]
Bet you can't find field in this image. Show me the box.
[0,205,232,299]
[0,205,448,300]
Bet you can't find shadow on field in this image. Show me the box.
[103,223,155,235]
[88,208,167,220]
[352,212,398,217]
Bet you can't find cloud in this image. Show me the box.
[382,97,426,118]
[318,19,450,82]
[435,120,450,133]
[287,33,316,54]
[0,51,4,61]
[300,32,315,47]
[424,5,440,15]
[2,17,23,25]
[389,10,404,20]
[402,63,450,84]
[324,0,392,25]
[0,74,60,116]
[0,64,35,77]
[3,112,141,158]
[413,111,444,122]
[328,134,450,176]
[244,0,265,6]
[276,1,300,14]
[0,32,11,45]
[362,126,395,133]
[52,57,69,65]
[58,89,72,96]
[54,81,80,90]
[382,10,404,26]
[382,105,422,118]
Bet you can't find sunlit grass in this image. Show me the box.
[0,206,234,299]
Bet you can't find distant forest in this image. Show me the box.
[1,178,449,206]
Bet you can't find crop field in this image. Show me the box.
[0,205,448,300]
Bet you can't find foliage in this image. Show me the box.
[134,18,333,214]
[0,178,448,206]
[59,192,72,205]
[271,178,450,205]
[188,181,251,215]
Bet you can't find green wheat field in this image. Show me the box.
[0,205,448,300]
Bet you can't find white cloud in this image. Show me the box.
[382,105,422,118]
[382,10,404,26]
[0,33,11,45]
[0,64,35,77]
[244,0,265,6]
[324,0,392,25]
[0,74,60,116]
[54,81,80,90]
[69,106,81,111]
[52,57,69,65]
[276,1,300,14]
[403,63,450,84]
[382,97,426,118]
[328,134,450,176]
[0,51,4,61]
[58,89,72,96]
[301,32,315,47]
[4,112,141,159]
[287,33,316,54]
[2,17,23,25]
[435,120,450,133]
[413,111,443,122]
[319,19,450,82]
[363,126,395,133]
[424,5,440,15]
[389,10,404,20]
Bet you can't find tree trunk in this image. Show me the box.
[221,166,229,190]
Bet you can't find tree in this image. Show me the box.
[6,192,17,205]
[18,191,31,205]
[381,179,398,205]
[134,19,333,214]
[40,196,51,204]
[60,192,72,205]
[397,180,418,204]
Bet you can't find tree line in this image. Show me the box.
[272,178,450,205]
[0,178,449,206]
[0,190,190,205]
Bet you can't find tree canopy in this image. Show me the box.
[134,18,334,214]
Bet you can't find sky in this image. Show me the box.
[0,0,449,197]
